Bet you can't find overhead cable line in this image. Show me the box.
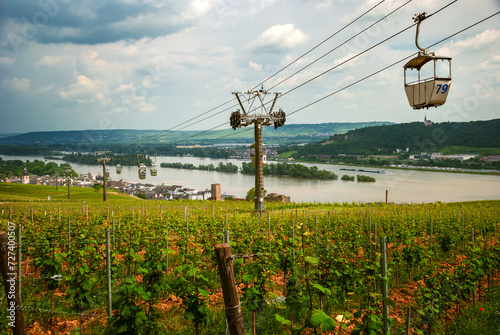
[259,0,459,101]
[252,0,386,90]
[280,23,416,97]
[170,122,228,145]
[151,0,454,144]
[268,0,413,90]
[136,0,462,146]
[153,103,237,140]
[191,9,499,144]
[134,98,236,145]
[287,10,499,117]
[200,127,254,145]
[134,0,388,145]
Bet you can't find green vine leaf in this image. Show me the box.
[274,313,292,326]
[310,309,336,331]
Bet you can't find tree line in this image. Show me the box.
[0,158,78,179]
[160,162,239,173]
[292,119,500,157]
[240,162,338,180]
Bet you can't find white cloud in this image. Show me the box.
[436,30,500,57]
[191,0,212,16]
[36,55,67,66]
[136,100,155,113]
[113,83,134,94]
[247,24,308,52]
[249,61,262,71]
[36,85,55,94]
[0,0,498,132]
[59,75,109,103]
[333,52,363,68]
[335,75,355,86]
[1,77,30,91]
[0,57,15,66]
[315,0,334,9]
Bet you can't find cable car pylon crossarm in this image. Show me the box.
[229,86,285,213]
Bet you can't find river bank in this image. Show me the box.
[2,154,500,204]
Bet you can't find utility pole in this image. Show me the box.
[67,176,71,200]
[65,169,72,200]
[230,86,286,213]
[96,155,112,202]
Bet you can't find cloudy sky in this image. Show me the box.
[0,0,499,135]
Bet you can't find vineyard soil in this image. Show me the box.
[0,183,499,334]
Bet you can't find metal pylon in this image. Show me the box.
[230,86,286,213]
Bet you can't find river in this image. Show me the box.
[2,154,500,204]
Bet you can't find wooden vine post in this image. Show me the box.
[380,237,390,335]
[214,243,245,335]
[0,232,27,335]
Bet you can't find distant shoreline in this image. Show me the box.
[291,159,500,176]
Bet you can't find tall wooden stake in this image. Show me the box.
[405,306,411,335]
[106,229,112,319]
[67,177,71,199]
[380,237,390,334]
[215,243,245,335]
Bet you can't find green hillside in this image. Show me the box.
[292,119,500,157]
[0,122,393,148]
[0,183,139,202]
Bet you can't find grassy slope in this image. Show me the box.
[278,150,297,159]
[0,183,142,203]
[1,183,498,209]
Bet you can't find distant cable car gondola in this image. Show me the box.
[138,164,146,179]
[403,13,452,109]
[150,154,157,176]
[249,143,267,167]
[137,154,146,180]
[105,167,110,178]
[116,159,122,174]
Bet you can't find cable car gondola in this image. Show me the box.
[116,159,122,174]
[150,154,157,176]
[249,143,267,167]
[137,154,146,180]
[403,13,452,109]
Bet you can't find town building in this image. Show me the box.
[409,152,478,162]
[265,193,291,203]
[433,154,478,162]
[481,155,500,163]
[211,183,221,201]
[409,153,432,160]
[22,165,29,184]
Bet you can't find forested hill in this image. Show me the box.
[293,119,500,157]
[0,121,392,147]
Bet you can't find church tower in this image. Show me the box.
[424,115,432,126]
[22,165,29,184]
